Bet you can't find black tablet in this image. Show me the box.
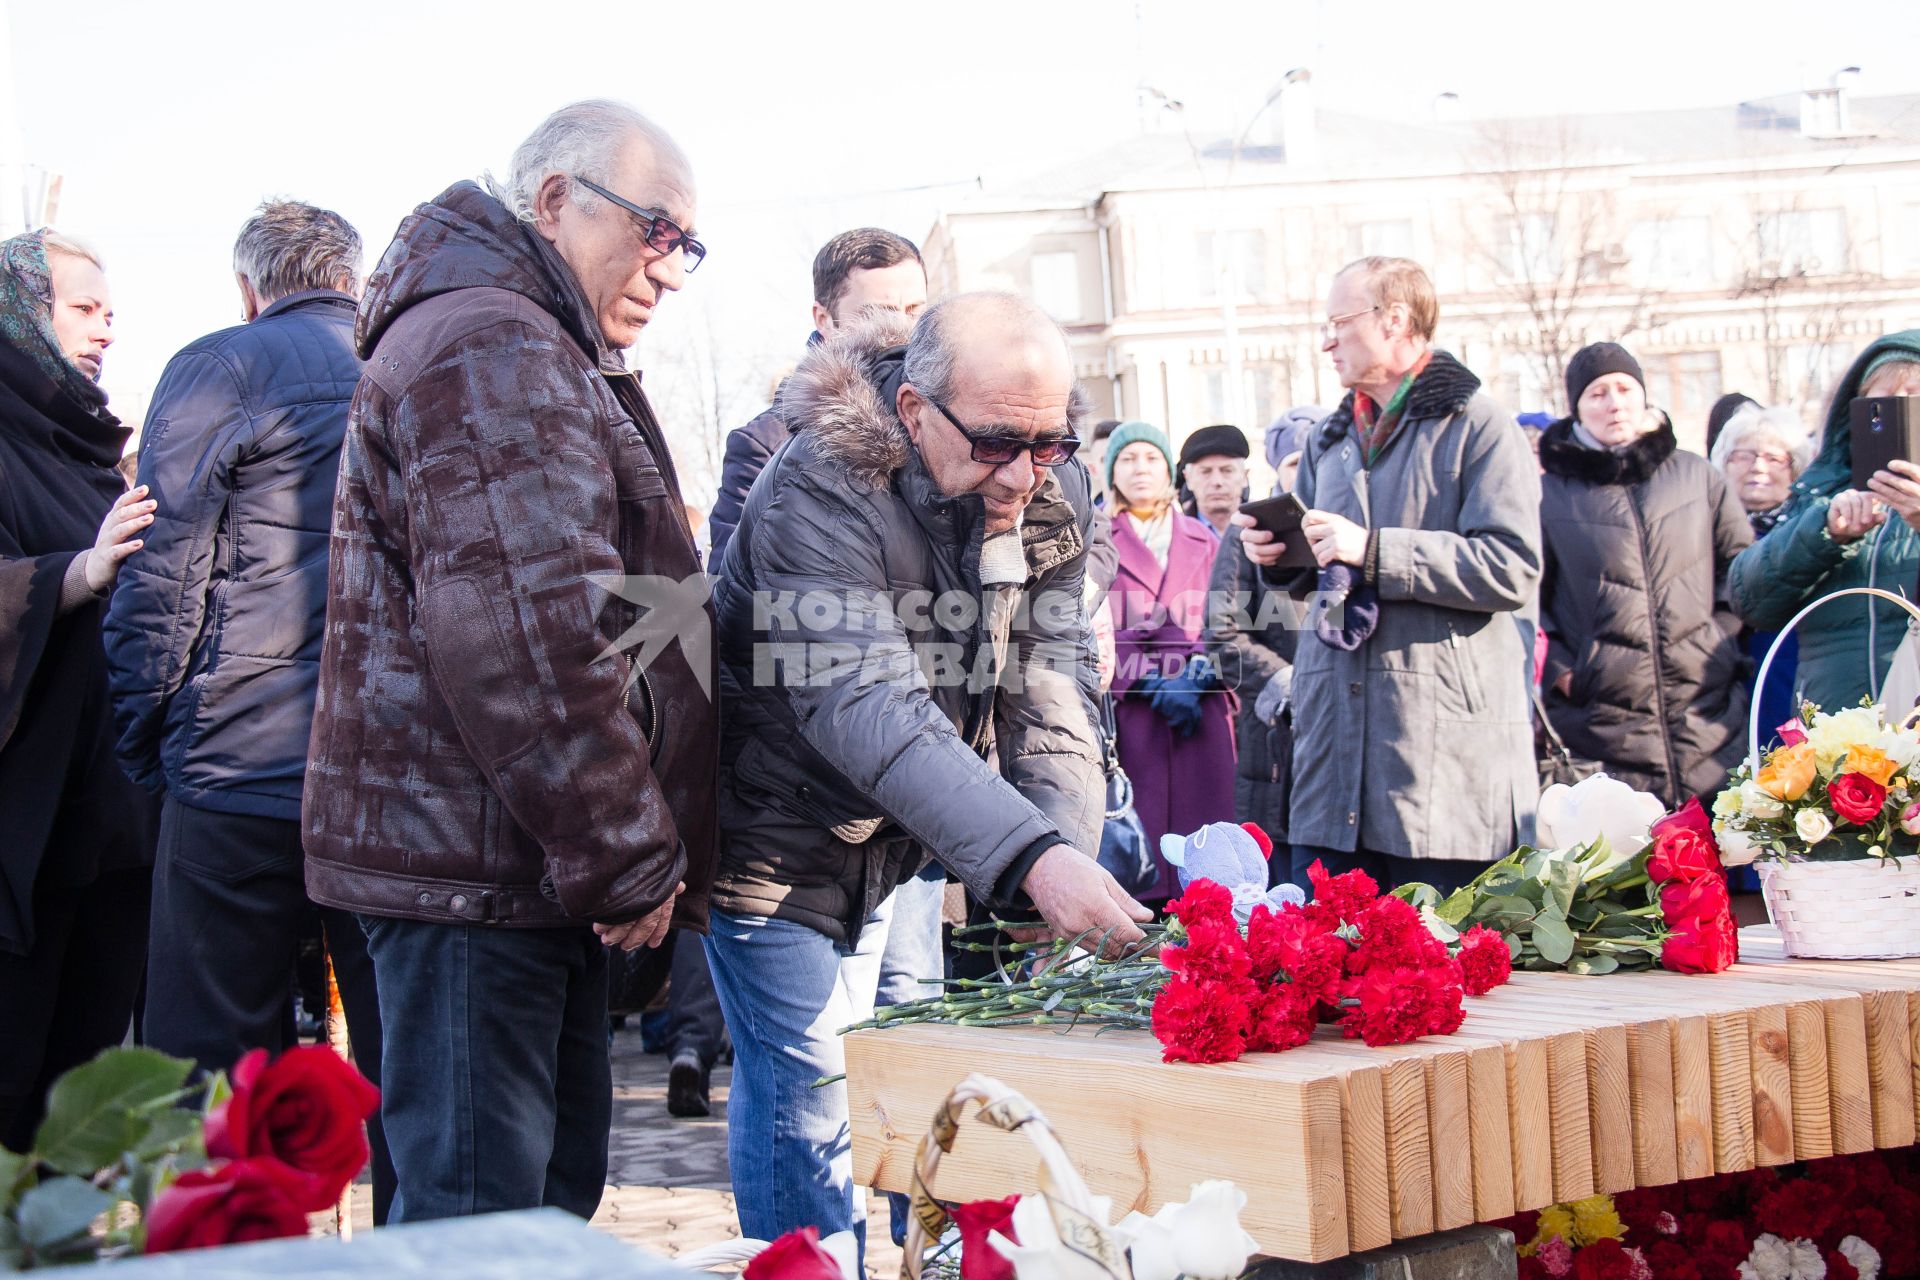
[1237,493,1317,569]
[1851,396,1920,491]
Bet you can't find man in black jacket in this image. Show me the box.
[102,201,391,1219]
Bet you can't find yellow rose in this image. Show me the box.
[1758,742,1816,801]
[1845,746,1897,787]
[1807,707,1885,772]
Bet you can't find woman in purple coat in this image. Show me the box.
[1103,423,1238,902]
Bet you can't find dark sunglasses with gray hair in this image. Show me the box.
[572,175,707,273]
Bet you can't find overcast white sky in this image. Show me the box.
[10,0,1920,498]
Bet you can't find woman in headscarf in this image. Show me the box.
[1728,332,1920,714]
[1104,422,1236,901]
[1537,342,1754,808]
[0,229,158,1146]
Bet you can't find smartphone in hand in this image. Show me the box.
[1237,493,1317,568]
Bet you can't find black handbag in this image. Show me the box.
[1095,695,1157,898]
[1532,684,1598,791]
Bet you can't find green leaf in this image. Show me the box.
[31,1047,193,1177]
[1568,953,1621,976]
[0,1148,27,1210]
[1436,886,1476,926]
[1544,859,1583,917]
[130,1109,201,1162]
[201,1071,232,1115]
[1419,908,1460,944]
[1532,915,1577,965]
[14,1177,111,1250]
[1041,990,1065,1012]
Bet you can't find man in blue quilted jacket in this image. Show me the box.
[101,200,390,1219]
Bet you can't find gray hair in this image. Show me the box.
[232,200,362,301]
[487,99,691,224]
[1710,404,1816,477]
[903,291,1088,432]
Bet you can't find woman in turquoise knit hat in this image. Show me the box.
[1103,422,1237,901]
[1728,331,1920,716]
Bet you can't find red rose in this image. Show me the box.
[1151,975,1253,1063]
[1659,876,1738,973]
[1569,1238,1635,1280]
[144,1159,310,1254]
[205,1046,381,1212]
[1827,772,1888,825]
[1652,796,1714,843]
[744,1227,847,1280]
[1775,718,1808,747]
[1304,859,1380,923]
[1161,917,1253,985]
[1647,829,1721,884]
[1247,982,1318,1053]
[1167,879,1236,929]
[949,1196,1019,1280]
[1456,925,1514,996]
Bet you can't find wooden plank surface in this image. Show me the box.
[846,930,1920,1263]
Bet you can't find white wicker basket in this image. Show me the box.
[1754,858,1920,959]
[1747,586,1920,959]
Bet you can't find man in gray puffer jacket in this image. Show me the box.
[707,293,1147,1254]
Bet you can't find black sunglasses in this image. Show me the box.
[923,392,1081,468]
[571,175,707,273]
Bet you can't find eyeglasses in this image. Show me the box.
[1320,305,1380,342]
[571,175,707,273]
[1726,448,1794,470]
[922,392,1081,467]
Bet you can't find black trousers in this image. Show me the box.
[141,797,393,1223]
[664,928,728,1068]
[1288,844,1491,897]
[0,864,152,1151]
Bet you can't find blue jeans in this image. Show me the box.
[361,918,611,1223]
[703,899,893,1260]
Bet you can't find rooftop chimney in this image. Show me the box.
[1801,64,1861,137]
[1281,67,1317,168]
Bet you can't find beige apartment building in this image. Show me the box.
[921,75,1920,456]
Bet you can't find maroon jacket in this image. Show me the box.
[303,182,717,931]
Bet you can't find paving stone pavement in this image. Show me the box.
[324,1025,903,1278]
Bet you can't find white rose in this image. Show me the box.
[1839,1236,1881,1280]
[1535,773,1666,855]
[1795,809,1833,845]
[990,1193,1121,1280]
[1740,780,1786,820]
[1165,1182,1261,1280]
[1115,1208,1181,1280]
[1717,825,1760,866]
[1714,786,1746,820]
[1807,708,1883,772]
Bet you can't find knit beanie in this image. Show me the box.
[1104,421,1173,492]
[1177,423,1251,470]
[1564,342,1645,413]
[1861,348,1920,391]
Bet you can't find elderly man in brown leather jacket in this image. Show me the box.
[303,100,716,1223]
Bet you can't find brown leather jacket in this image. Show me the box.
[303,182,718,931]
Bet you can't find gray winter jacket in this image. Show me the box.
[709,317,1105,943]
[1275,352,1542,860]
[1537,417,1753,807]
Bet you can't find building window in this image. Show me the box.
[1030,251,1084,323]
[1755,209,1849,277]
[1642,350,1725,435]
[1627,216,1714,287]
[1199,368,1227,422]
[1195,230,1268,303]
[1495,213,1557,283]
[1349,220,1415,261]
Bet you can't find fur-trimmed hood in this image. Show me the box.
[1316,349,1482,447]
[774,312,918,491]
[1539,412,1678,486]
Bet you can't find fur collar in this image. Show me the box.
[1539,413,1676,486]
[1317,349,1482,446]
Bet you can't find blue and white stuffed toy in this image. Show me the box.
[1159,821,1306,923]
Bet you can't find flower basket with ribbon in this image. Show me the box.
[1719,586,1920,959]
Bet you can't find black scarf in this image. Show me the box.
[0,335,151,955]
[1537,415,1677,486]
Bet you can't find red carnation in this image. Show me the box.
[1456,925,1514,996]
[949,1196,1020,1280]
[1247,981,1318,1053]
[1245,904,1345,999]
[144,1159,310,1254]
[1659,876,1738,974]
[1825,1251,1859,1280]
[1305,859,1379,923]
[1518,1257,1551,1280]
[1161,916,1253,985]
[1340,964,1464,1045]
[1168,878,1236,929]
[1570,1238,1636,1280]
[1643,1242,1701,1280]
[204,1046,381,1212]
[1828,772,1888,825]
[1151,974,1253,1064]
[1755,1178,1842,1247]
[744,1227,848,1280]
[1347,894,1449,975]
